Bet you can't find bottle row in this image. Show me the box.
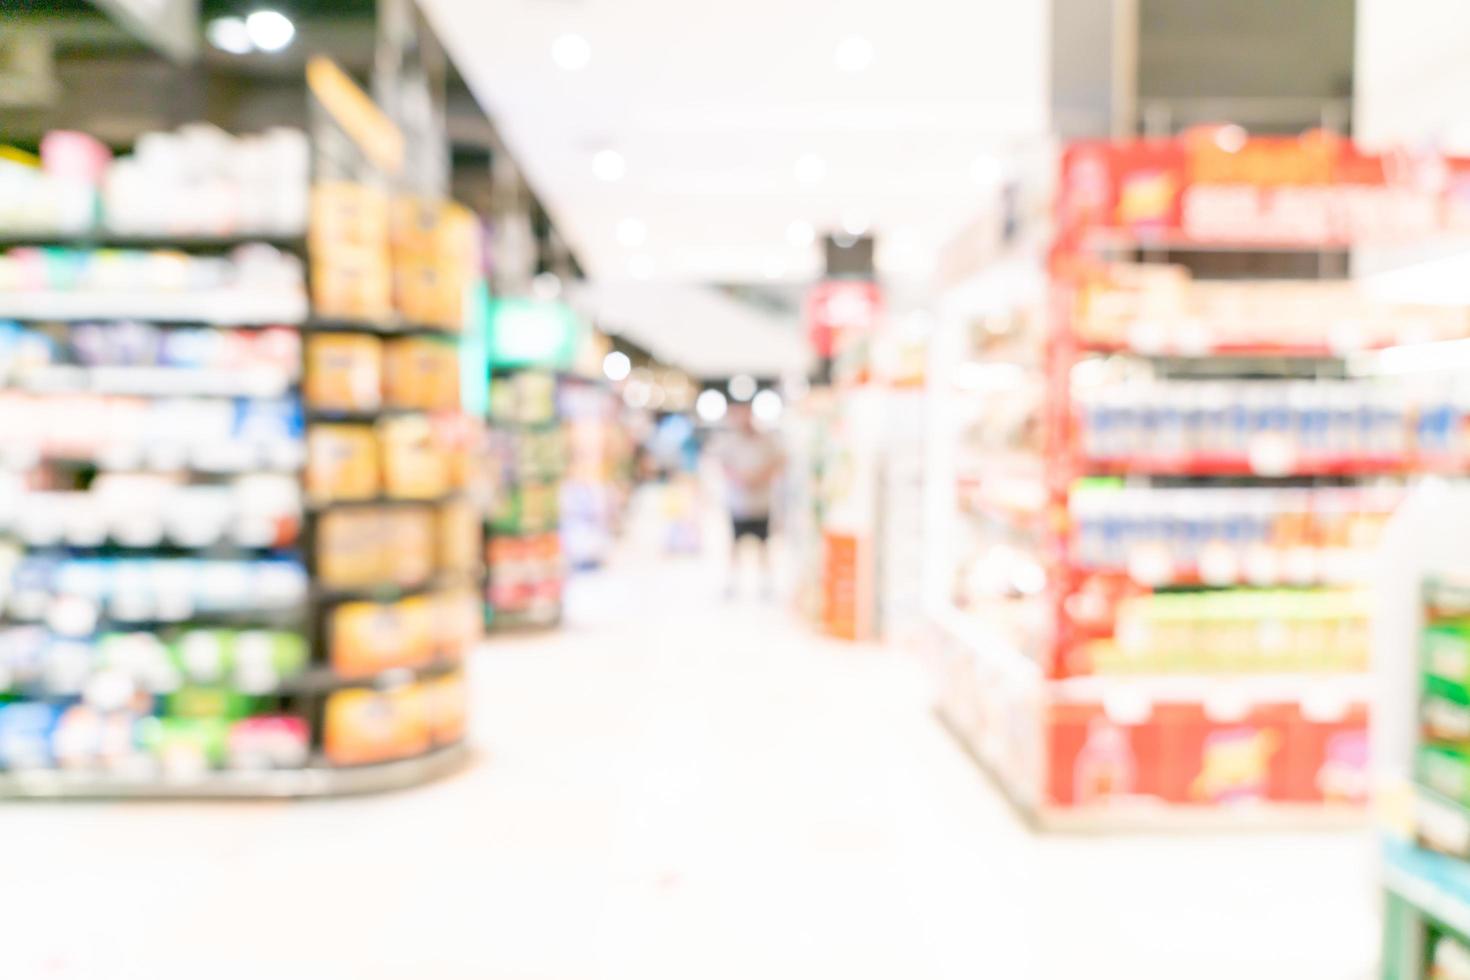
[1,321,301,378]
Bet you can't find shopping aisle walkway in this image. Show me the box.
[2,551,1377,979]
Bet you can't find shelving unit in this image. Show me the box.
[0,61,481,796]
[930,129,1470,829]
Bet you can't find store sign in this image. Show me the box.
[487,298,581,369]
[806,280,884,359]
[306,56,405,176]
[1058,128,1470,246]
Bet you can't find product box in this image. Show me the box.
[380,415,449,500]
[381,507,436,587]
[1285,703,1369,804]
[306,424,379,502]
[328,596,434,677]
[1165,702,1293,805]
[323,683,429,765]
[423,670,467,745]
[432,587,481,657]
[1046,701,1165,806]
[315,509,384,589]
[305,334,382,413]
[436,500,480,575]
[384,337,458,410]
[226,715,309,770]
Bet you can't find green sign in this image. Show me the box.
[486,298,581,369]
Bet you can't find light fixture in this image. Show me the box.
[244,10,295,53]
[695,389,728,424]
[602,350,632,382]
[785,219,815,247]
[206,16,252,54]
[616,218,647,247]
[628,254,654,280]
[841,211,870,237]
[833,35,874,72]
[592,149,626,182]
[551,33,591,71]
[794,152,826,186]
[971,154,1003,187]
[751,389,783,424]
[728,374,758,402]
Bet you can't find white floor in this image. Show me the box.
[0,540,1380,979]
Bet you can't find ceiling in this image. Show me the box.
[418,0,1049,286]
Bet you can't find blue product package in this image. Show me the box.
[0,701,60,770]
[161,327,213,369]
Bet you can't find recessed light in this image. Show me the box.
[551,33,591,71]
[602,350,631,382]
[794,153,826,185]
[841,211,870,236]
[752,389,784,424]
[834,35,874,72]
[785,219,815,247]
[616,218,647,247]
[695,389,728,423]
[592,149,626,181]
[206,16,252,54]
[244,10,295,53]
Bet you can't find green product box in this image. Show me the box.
[164,686,259,721]
[1419,745,1470,806]
[1424,693,1470,746]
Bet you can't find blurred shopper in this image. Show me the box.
[711,403,784,597]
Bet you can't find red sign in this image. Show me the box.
[806,280,883,359]
[1058,127,1470,247]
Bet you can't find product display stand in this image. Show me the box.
[931,130,1470,830]
[0,59,480,797]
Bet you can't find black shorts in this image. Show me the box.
[732,516,770,542]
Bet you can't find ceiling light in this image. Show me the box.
[530,272,562,301]
[786,219,815,247]
[628,254,654,280]
[695,389,728,424]
[728,374,758,402]
[794,153,826,185]
[206,16,252,54]
[971,154,1003,187]
[616,218,647,247]
[244,10,295,53]
[833,35,874,72]
[602,350,631,382]
[841,211,870,237]
[551,33,591,71]
[592,149,626,182]
[752,389,783,424]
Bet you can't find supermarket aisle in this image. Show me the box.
[3,551,1375,979]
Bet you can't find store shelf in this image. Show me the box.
[1035,798,1366,833]
[284,656,464,694]
[1083,229,1355,255]
[1385,837,1470,939]
[306,491,465,512]
[15,365,296,398]
[0,232,306,251]
[0,740,471,800]
[1050,671,1371,705]
[310,572,475,604]
[0,449,303,476]
[304,406,448,423]
[1078,337,1360,359]
[0,293,308,324]
[1084,454,1417,478]
[304,318,463,338]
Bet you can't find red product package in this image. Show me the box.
[1282,701,1369,804]
[1046,701,1166,807]
[1164,702,1293,805]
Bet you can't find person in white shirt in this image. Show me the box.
[709,403,784,597]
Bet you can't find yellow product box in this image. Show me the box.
[306,424,379,502]
[305,334,383,412]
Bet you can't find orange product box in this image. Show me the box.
[305,334,383,412]
[306,424,379,502]
[310,181,390,250]
[381,506,436,587]
[432,587,482,658]
[384,337,459,410]
[381,415,449,500]
[436,500,480,575]
[323,684,430,766]
[311,259,393,324]
[315,509,386,589]
[423,670,469,746]
[389,195,442,258]
[328,596,435,677]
